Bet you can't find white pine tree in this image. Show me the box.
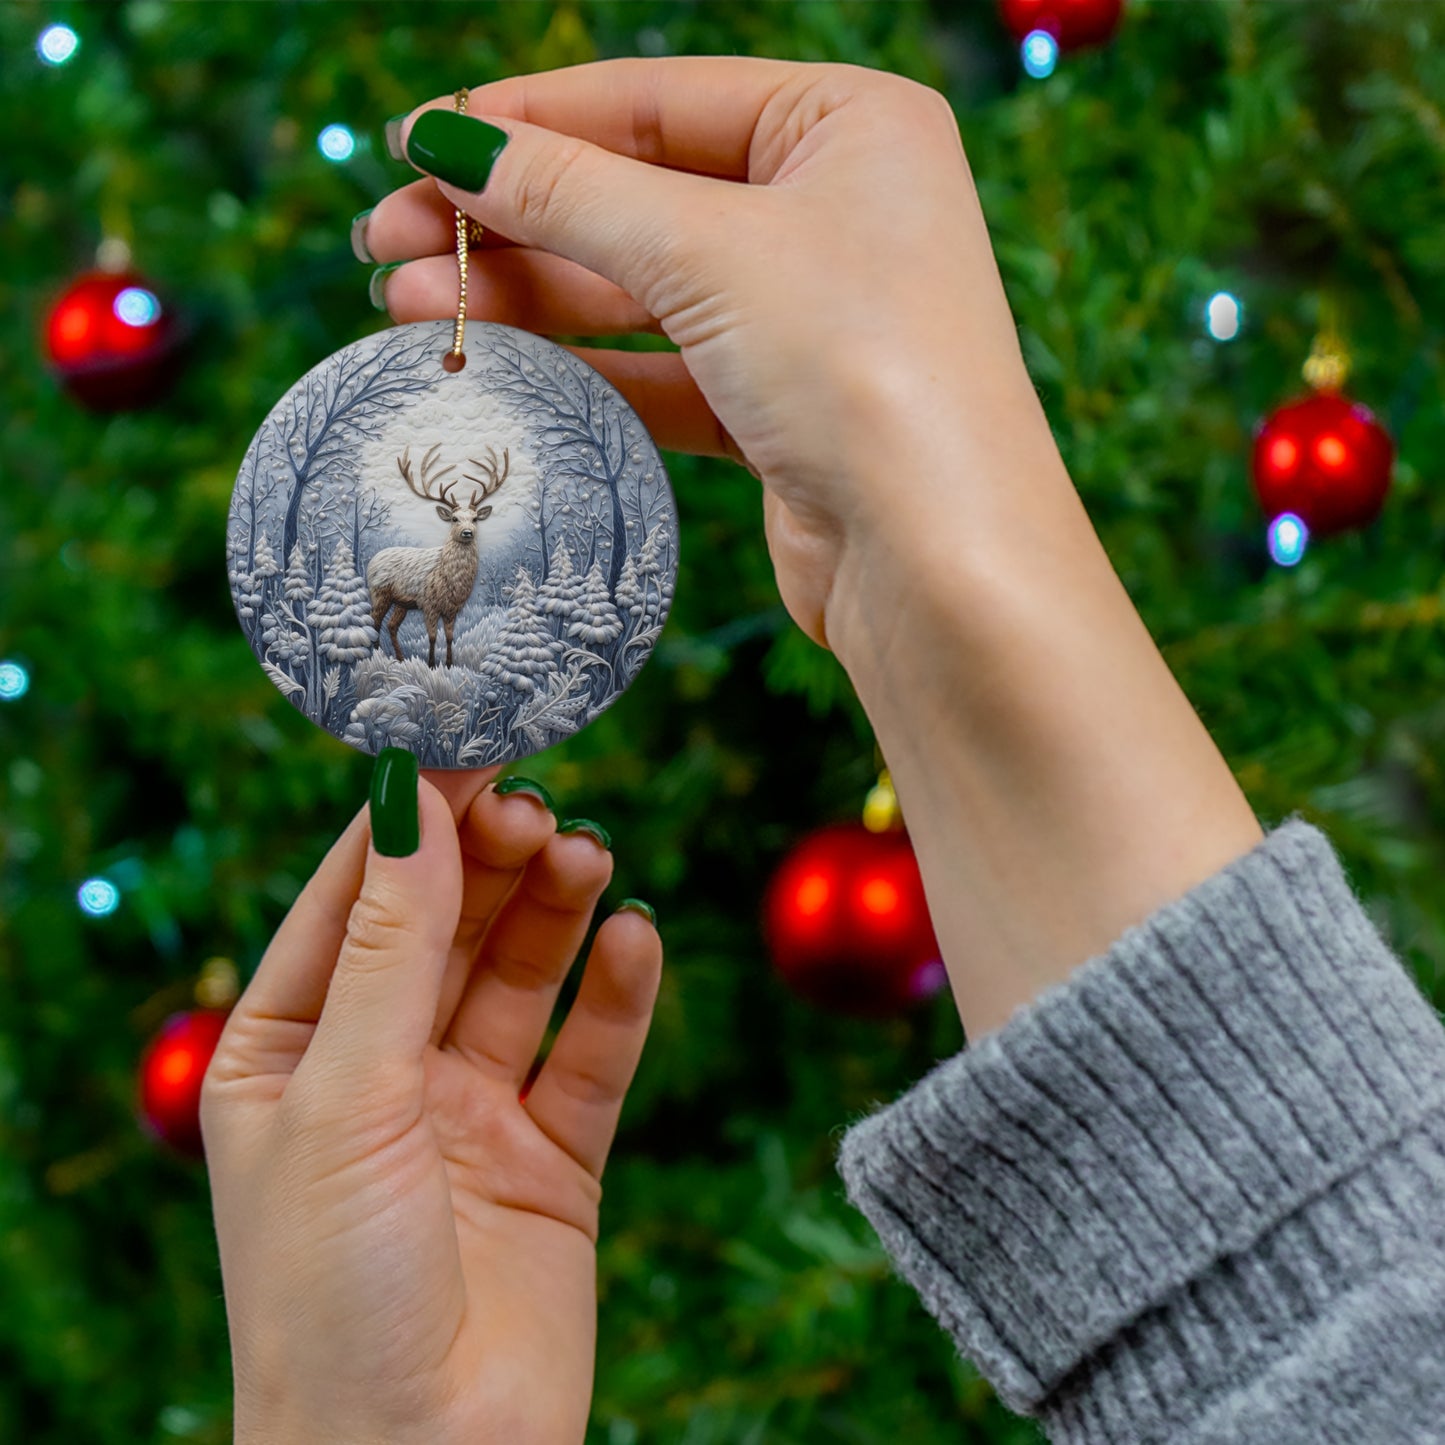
[240,533,280,620]
[283,542,314,607]
[614,553,644,622]
[483,568,564,694]
[638,522,672,621]
[252,533,280,583]
[308,541,378,664]
[567,561,623,646]
[536,541,583,629]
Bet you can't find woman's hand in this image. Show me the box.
[361,56,1046,656]
[362,58,1262,1042]
[201,760,661,1445]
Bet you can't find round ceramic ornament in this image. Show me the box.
[227,318,678,768]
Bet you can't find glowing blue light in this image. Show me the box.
[78,878,121,917]
[0,661,29,701]
[38,24,79,66]
[1022,30,1059,79]
[318,124,356,162]
[1267,512,1309,567]
[114,287,161,327]
[1205,291,1242,341]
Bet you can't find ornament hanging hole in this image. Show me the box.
[441,351,466,373]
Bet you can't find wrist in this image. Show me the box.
[822,408,1262,1039]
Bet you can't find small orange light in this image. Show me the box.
[1315,434,1347,468]
[859,877,900,917]
[1268,437,1298,474]
[159,1047,195,1088]
[794,872,831,917]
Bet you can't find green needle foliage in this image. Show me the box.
[1,3,1442,1442]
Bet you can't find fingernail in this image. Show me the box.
[493,775,556,812]
[369,261,403,311]
[405,110,510,192]
[558,818,612,851]
[350,208,375,263]
[384,113,409,162]
[370,748,420,857]
[617,898,656,926]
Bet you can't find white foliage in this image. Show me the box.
[350,653,467,709]
[262,660,305,699]
[450,607,508,672]
[343,689,426,752]
[233,568,260,621]
[260,604,309,667]
[509,664,592,750]
[344,653,484,761]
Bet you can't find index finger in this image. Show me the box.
[410,55,807,181]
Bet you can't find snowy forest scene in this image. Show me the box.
[226,319,679,768]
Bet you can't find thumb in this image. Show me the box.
[398,106,743,318]
[302,751,462,1089]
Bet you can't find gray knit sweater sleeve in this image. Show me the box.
[835,819,1445,1443]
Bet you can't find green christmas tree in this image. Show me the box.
[1,5,1442,1445]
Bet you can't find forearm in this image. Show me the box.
[825,378,1262,1040]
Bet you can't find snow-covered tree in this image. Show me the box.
[249,533,281,615]
[567,561,623,646]
[283,542,314,607]
[536,541,584,632]
[638,522,674,623]
[234,569,261,622]
[483,568,564,694]
[614,553,644,622]
[308,541,377,664]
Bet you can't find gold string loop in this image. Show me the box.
[442,87,476,373]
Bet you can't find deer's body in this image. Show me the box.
[367,444,509,667]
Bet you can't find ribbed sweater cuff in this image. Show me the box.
[835,819,1445,1429]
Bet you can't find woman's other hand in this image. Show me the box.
[202,759,661,1445]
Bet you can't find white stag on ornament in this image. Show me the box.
[367,443,509,667]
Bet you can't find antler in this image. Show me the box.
[396,443,459,506]
[463,446,510,507]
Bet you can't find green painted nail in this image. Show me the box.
[369,261,403,311]
[350,208,375,264]
[493,776,556,812]
[384,113,409,162]
[617,898,656,926]
[558,818,611,851]
[370,748,419,857]
[405,109,510,192]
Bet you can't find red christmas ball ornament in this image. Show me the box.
[763,822,946,1018]
[1251,392,1394,537]
[137,1008,230,1157]
[44,269,182,410]
[998,0,1124,50]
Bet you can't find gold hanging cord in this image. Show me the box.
[1302,293,1350,393]
[443,87,476,372]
